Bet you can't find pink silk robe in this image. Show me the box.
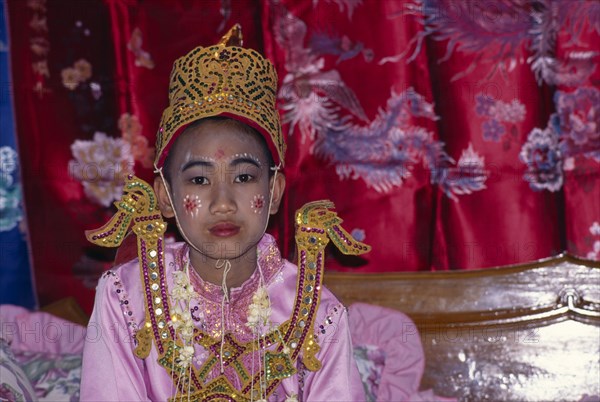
[80,234,365,401]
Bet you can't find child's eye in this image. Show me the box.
[191,176,209,185]
[234,174,254,183]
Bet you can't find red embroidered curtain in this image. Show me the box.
[8,0,599,313]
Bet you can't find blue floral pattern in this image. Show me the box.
[0,340,38,402]
[16,351,81,402]
[314,89,488,200]
[309,32,373,64]
[353,344,385,402]
[274,4,367,143]
[394,0,600,86]
[552,87,600,162]
[475,94,525,143]
[275,4,489,201]
[519,127,563,192]
[520,86,599,192]
[482,119,506,143]
[0,146,24,232]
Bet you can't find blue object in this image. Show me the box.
[0,0,37,308]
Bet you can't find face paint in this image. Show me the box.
[251,194,265,214]
[183,194,202,217]
[214,149,225,159]
[182,151,217,166]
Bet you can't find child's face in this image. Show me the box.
[155,119,285,262]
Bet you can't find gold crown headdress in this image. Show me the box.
[154,24,285,169]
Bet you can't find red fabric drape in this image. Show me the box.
[8,0,119,312]
[426,23,563,269]
[262,0,440,271]
[8,0,599,313]
[260,0,599,270]
[557,17,600,259]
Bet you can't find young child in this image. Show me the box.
[80,25,370,401]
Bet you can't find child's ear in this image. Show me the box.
[154,176,175,218]
[268,172,286,215]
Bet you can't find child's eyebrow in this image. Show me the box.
[180,155,217,172]
[181,159,214,172]
[179,154,262,172]
[228,154,262,168]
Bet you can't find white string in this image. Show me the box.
[262,165,281,236]
[255,233,273,401]
[260,330,266,399]
[186,363,191,402]
[155,167,206,255]
[185,261,192,402]
[171,329,178,397]
[250,335,256,402]
[216,258,231,374]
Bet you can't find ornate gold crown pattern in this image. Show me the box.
[155,30,285,168]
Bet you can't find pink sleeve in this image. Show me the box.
[303,303,366,402]
[80,273,149,401]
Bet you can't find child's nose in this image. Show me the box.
[209,182,237,215]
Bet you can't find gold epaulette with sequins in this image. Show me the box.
[86,176,370,401]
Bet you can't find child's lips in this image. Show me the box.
[209,222,240,237]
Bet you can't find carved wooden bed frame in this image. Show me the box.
[324,254,600,401]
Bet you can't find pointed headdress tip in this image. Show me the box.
[219,24,243,47]
[154,22,285,169]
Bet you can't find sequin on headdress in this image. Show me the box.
[154,24,285,169]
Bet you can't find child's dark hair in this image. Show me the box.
[162,116,276,184]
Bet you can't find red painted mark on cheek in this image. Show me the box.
[251,194,265,214]
[183,195,202,216]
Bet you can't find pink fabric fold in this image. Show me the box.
[0,304,86,356]
[349,302,456,402]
